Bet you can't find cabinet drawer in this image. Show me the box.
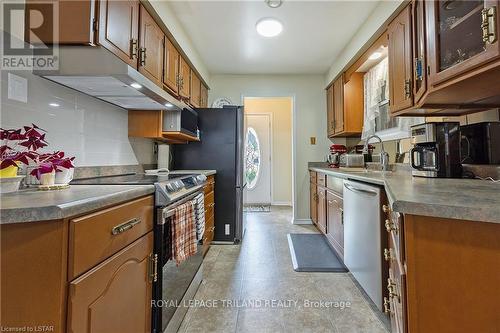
[326,175,343,196]
[204,191,215,219]
[385,210,404,264]
[387,265,406,333]
[69,195,154,280]
[317,173,326,186]
[204,176,215,195]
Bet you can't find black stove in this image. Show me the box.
[71,172,207,206]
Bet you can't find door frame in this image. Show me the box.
[241,95,295,216]
[244,112,273,205]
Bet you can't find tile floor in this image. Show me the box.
[178,206,389,333]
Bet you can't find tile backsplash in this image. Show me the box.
[1,70,155,167]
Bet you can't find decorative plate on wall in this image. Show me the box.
[212,97,233,108]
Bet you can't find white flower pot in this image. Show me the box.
[40,170,56,186]
[0,176,24,193]
[25,165,41,186]
[55,168,74,185]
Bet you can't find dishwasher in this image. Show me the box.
[343,179,386,311]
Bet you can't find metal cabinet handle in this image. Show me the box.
[383,297,392,314]
[482,6,497,44]
[344,183,377,196]
[130,39,138,58]
[139,47,147,66]
[384,248,395,262]
[382,204,391,213]
[404,79,412,99]
[111,218,141,235]
[148,253,158,283]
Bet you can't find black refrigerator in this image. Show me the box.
[172,105,245,243]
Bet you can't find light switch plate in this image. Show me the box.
[225,224,230,235]
[310,137,316,145]
[7,73,28,103]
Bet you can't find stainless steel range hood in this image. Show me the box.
[34,46,189,112]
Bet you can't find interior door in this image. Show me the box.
[138,5,163,85]
[98,0,139,67]
[244,114,272,205]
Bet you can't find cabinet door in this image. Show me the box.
[333,77,344,133]
[179,56,191,99]
[163,38,179,95]
[326,85,335,137]
[200,84,209,107]
[310,182,318,225]
[317,187,327,234]
[68,233,153,333]
[427,0,500,86]
[326,191,344,259]
[190,71,201,108]
[388,4,414,113]
[412,0,427,103]
[98,0,139,68]
[138,6,164,86]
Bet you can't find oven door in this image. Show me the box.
[152,193,204,333]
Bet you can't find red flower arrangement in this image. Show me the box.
[0,124,47,170]
[29,151,75,180]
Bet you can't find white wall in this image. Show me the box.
[150,0,210,85]
[325,0,403,86]
[1,70,155,167]
[209,74,331,223]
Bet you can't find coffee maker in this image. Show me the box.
[410,122,462,178]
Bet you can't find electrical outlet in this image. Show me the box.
[225,224,230,235]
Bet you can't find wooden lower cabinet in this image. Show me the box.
[202,175,216,256]
[326,190,344,260]
[316,186,327,234]
[310,172,318,225]
[68,232,153,333]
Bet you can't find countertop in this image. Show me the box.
[309,165,500,224]
[0,185,155,224]
[169,170,217,176]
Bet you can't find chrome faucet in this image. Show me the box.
[363,135,390,171]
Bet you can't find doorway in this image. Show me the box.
[243,97,293,211]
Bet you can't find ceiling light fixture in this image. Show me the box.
[256,18,283,38]
[130,82,142,89]
[49,102,60,107]
[265,0,283,8]
[165,102,174,108]
[369,52,382,60]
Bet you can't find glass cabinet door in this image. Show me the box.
[429,0,499,83]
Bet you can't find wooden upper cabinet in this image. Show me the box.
[179,56,191,99]
[98,0,140,68]
[333,77,344,133]
[163,38,180,95]
[426,0,500,87]
[190,71,201,108]
[68,232,153,333]
[24,0,97,45]
[326,85,335,137]
[138,6,164,85]
[388,4,414,114]
[200,84,209,108]
[412,0,427,104]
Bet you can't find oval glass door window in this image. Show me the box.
[245,127,261,189]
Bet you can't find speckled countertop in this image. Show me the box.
[169,170,217,176]
[0,185,155,224]
[309,165,500,224]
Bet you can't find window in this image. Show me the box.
[245,127,261,189]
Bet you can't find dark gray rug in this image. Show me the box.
[287,233,348,272]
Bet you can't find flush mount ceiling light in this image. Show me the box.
[265,0,283,8]
[49,102,60,107]
[130,82,142,89]
[369,52,382,60]
[165,102,174,108]
[256,18,283,37]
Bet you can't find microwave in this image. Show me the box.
[163,108,198,138]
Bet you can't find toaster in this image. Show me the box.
[339,154,365,167]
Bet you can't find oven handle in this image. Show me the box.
[159,190,204,223]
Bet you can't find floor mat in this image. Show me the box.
[243,205,271,212]
[287,233,348,272]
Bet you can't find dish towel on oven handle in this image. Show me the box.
[171,201,197,266]
[193,193,205,241]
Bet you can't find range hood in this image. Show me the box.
[34,46,190,112]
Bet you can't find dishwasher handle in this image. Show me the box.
[344,183,378,196]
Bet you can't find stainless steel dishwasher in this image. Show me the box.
[343,179,385,311]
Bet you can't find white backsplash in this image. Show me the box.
[1,70,155,167]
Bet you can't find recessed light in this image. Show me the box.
[265,0,283,8]
[165,102,174,108]
[256,18,283,37]
[369,52,382,60]
[49,102,60,107]
[130,83,142,89]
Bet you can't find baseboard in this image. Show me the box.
[293,218,313,225]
